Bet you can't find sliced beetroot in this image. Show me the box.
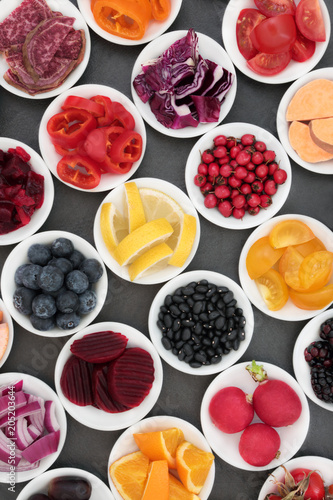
[70,330,128,364]
[92,364,129,413]
[60,355,94,406]
[26,170,44,208]
[107,347,155,409]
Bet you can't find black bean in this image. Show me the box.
[158,312,165,321]
[173,295,185,304]
[192,314,199,321]
[217,286,229,294]
[166,330,174,340]
[212,336,220,347]
[202,337,211,347]
[175,340,184,349]
[183,343,194,356]
[227,329,238,341]
[224,340,233,350]
[193,301,203,314]
[178,349,186,361]
[215,316,225,330]
[222,346,231,354]
[157,320,167,333]
[184,354,194,363]
[203,323,211,330]
[186,297,195,308]
[182,319,194,327]
[238,316,246,327]
[209,310,220,320]
[174,287,183,296]
[190,361,202,368]
[199,312,209,322]
[233,338,240,351]
[162,337,172,350]
[179,302,190,313]
[211,354,222,364]
[223,291,234,304]
[180,312,187,320]
[160,305,168,313]
[235,307,243,316]
[198,279,208,285]
[210,293,219,304]
[164,314,172,328]
[220,332,228,343]
[208,331,214,339]
[170,304,181,317]
[226,306,235,318]
[227,318,234,331]
[164,295,173,307]
[206,347,215,358]
[181,328,192,341]
[174,330,181,342]
[193,344,201,352]
[172,347,178,355]
[217,298,225,309]
[206,301,214,312]
[194,352,206,363]
[172,318,181,332]
[206,286,217,298]
[192,333,201,344]
[193,322,203,335]
[215,346,223,355]
[182,286,195,296]
[228,299,237,307]
[193,293,205,301]
[195,284,208,293]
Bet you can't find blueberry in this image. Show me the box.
[27,244,52,266]
[56,311,80,330]
[68,249,85,269]
[22,264,42,290]
[65,270,89,294]
[78,289,97,314]
[48,257,73,275]
[14,264,30,286]
[32,294,57,319]
[51,237,74,258]
[13,287,37,315]
[56,290,79,314]
[79,258,103,283]
[37,265,64,292]
[30,314,56,331]
[48,284,67,298]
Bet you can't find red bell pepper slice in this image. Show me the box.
[111,101,135,130]
[110,129,143,163]
[98,124,132,174]
[57,154,102,189]
[83,128,108,163]
[61,95,104,117]
[47,109,97,149]
[91,95,114,127]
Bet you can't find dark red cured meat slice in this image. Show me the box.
[22,17,75,80]
[60,355,94,407]
[107,347,155,409]
[55,29,84,60]
[70,330,128,364]
[0,0,53,53]
[92,364,129,413]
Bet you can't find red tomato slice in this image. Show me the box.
[291,28,316,62]
[254,0,296,17]
[236,9,266,61]
[250,14,297,54]
[295,0,326,42]
[247,51,292,76]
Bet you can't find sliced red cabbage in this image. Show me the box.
[44,400,60,433]
[22,429,60,463]
[133,28,234,129]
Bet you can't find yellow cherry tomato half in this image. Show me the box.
[255,268,289,311]
[289,285,333,310]
[294,236,327,257]
[246,236,285,280]
[269,220,315,249]
[278,246,305,291]
[299,251,333,291]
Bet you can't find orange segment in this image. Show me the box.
[168,473,201,500]
[255,268,289,311]
[0,323,9,361]
[294,237,327,257]
[109,451,149,500]
[298,251,333,290]
[289,284,333,310]
[176,441,214,495]
[141,460,169,500]
[269,220,315,249]
[246,236,285,279]
[133,427,184,469]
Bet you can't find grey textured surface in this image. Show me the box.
[0,0,333,498]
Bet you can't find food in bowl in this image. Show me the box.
[0,309,9,363]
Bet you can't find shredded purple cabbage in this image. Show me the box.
[133,29,234,130]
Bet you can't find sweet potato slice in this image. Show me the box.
[286,79,333,121]
[309,118,333,154]
[289,121,333,163]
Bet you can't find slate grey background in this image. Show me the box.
[0,0,333,498]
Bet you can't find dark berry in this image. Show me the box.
[30,314,56,331]
[304,340,333,368]
[48,257,73,275]
[14,264,30,286]
[78,290,97,314]
[68,249,85,269]
[51,237,74,258]
[56,311,80,330]
[79,258,103,283]
[320,318,333,347]
[65,270,89,294]
[310,364,333,403]
[13,287,37,315]
[22,264,42,290]
[56,290,80,314]
[37,265,64,293]
[27,244,52,266]
[32,294,57,319]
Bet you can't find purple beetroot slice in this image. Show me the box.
[70,330,128,363]
[60,354,94,406]
[107,347,155,409]
[92,364,129,413]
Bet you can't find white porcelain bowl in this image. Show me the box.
[54,321,163,431]
[222,0,330,85]
[0,138,54,246]
[185,122,292,230]
[0,372,67,484]
[148,270,254,375]
[293,308,333,411]
[0,0,91,99]
[108,415,215,500]
[17,467,115,500]
[131,30,237,138]
[258,455,333,499]
[239,214,333,321]
[39,84,146,192]
[277,67,333,175]
[77,0,183,46]
[1,230,108,337]
[0,298,14,369]
[93,177,200,285]
[200,361,310,471]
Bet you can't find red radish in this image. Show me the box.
[209,386,254,434]
[246,361,302,427]
[239,422,280,466]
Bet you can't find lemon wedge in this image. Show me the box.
[125,182,146,233]
[139,187,184,250]
[100,202,128,255]
[168,213,197,267]
[114,218,174,266]
[128,242,173,281]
